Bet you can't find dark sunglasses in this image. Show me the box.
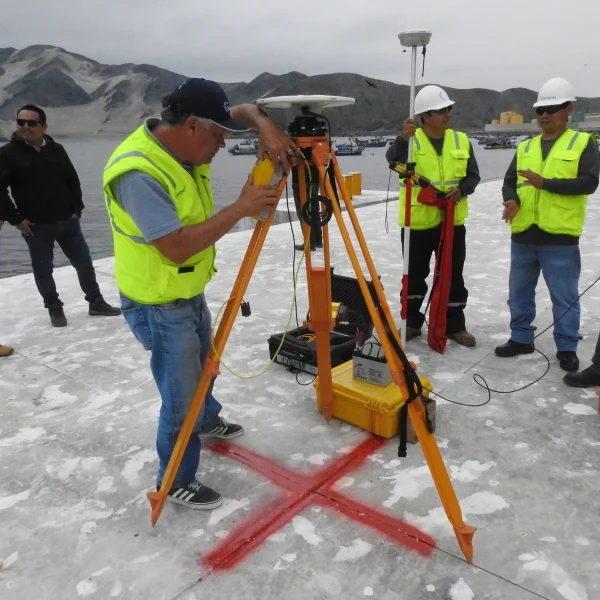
[16,118,41,127]
[427,105,453,116]
[535,102,570,116]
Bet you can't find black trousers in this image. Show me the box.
[400,224,468,334]
[23,216,103,309]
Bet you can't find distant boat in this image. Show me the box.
[228,144,257,156]
[365,136,388,148]
[335,143,364,156]
[484,138,517,150]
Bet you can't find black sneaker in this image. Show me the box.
[495,339,534,357]
[199,417,244,440]
[564,365,600,388]
[89,300,122,316]
[49,307,67,327]
[160,480,223,510]
[556,351,579,373]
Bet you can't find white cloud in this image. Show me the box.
[2,0,599,95]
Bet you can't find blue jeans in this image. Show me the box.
[23,217,103,309]
[508,242,582,351]
[120,293,222,486]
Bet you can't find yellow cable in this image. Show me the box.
[210,240,309,379]
[209,152,315,380]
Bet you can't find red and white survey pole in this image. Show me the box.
[397,29,432,346]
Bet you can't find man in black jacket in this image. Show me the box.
[0,105,120,326]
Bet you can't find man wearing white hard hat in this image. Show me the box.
[496,77,600,373]
[387,85,481,346]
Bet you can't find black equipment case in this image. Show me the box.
[267,270,378,375]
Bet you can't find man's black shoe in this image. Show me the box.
[159,480,223,510]
[494,339,534,357]
[89,300,122,316]
[294,243,316,252]
[563,365,600,388]
[403,326,422,342]
[49,308,67,327]
[556,351,579,373]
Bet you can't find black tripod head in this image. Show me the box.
[287,109,328,138]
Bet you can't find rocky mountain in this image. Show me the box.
[1,45,600,140]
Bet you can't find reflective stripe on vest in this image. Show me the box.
[398,128,470,229]
[103,124,216,304]
[511,129,591,237]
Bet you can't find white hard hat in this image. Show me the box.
[533,77,576,107]
[414,85,455,114]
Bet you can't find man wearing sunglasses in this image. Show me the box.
[0,104,121,327]
[386,85,481,347]
[496,78,600,372]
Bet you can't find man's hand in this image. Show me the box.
[517,169,544,189]
[235,175,279,218]
[255,119,299,174]
[402,118,417,141]
[16,219,34,236]
[502,200,519,223]
[445,186,462,204]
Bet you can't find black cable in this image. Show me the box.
[423,383,492,408]
[296,370,318,386]
[286,180,301,329]
[365,335,492,408]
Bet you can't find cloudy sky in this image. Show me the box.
[3,0,600,96]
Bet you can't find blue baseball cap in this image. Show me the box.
[163,78,249,132]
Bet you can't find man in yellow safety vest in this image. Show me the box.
[103,78,297,510]
[496,77,600,373]
[386,85,481,347]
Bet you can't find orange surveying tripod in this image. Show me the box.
[147,99,476,562]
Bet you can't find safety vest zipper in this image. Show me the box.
[536,131,567,224]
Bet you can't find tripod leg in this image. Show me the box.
[330,159,400,343]
[297,161,334,422]
[408,400,476,562]
[147,172,289,526]
[314,156,475,563]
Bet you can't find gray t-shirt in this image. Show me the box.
[110,118,192,242]
[111,170,184,242]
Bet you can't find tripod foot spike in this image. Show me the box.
[147,491,166,527]
[455,524,476,563]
